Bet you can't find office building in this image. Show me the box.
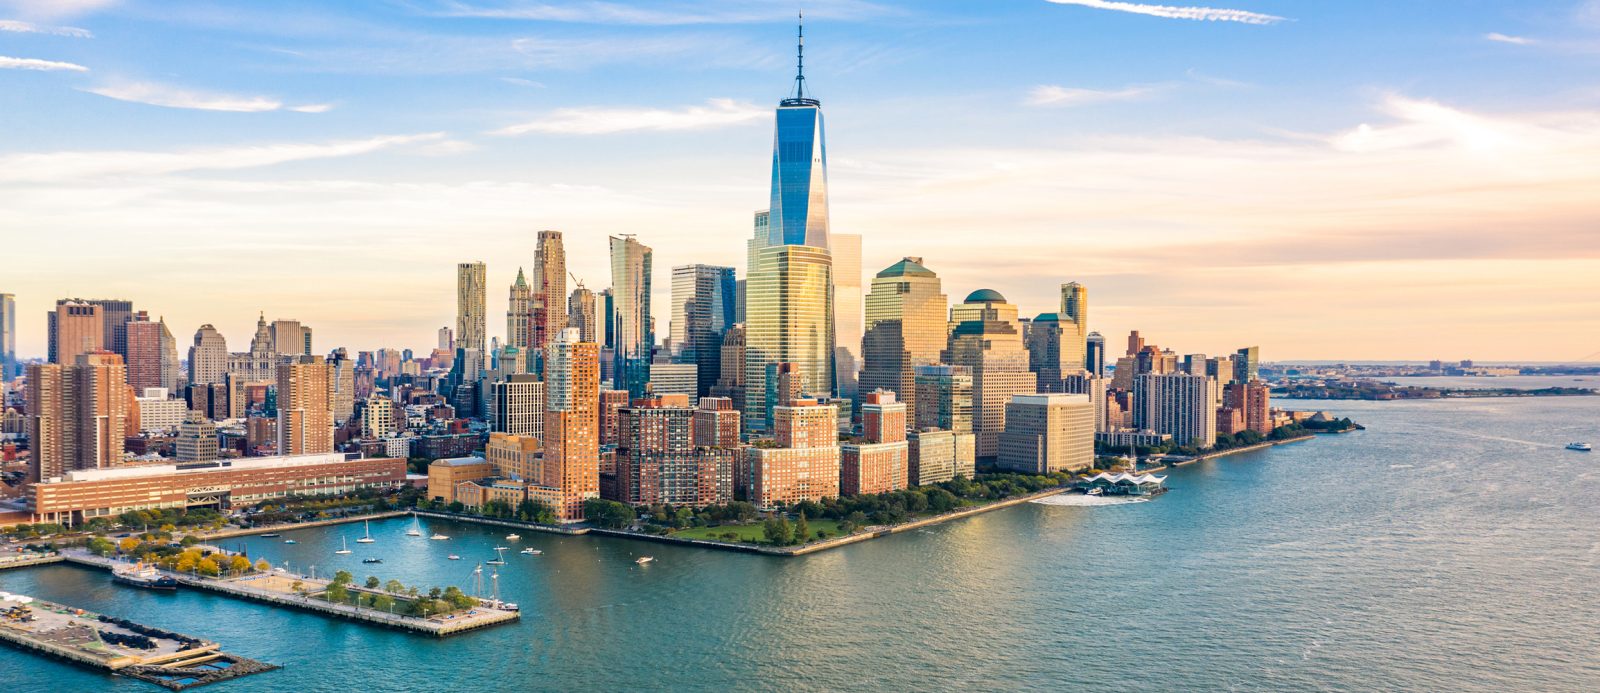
[670,264,736,398]
[860,257,948,426]
[745,244,834,432]
[438,326,454,352]
[276,355,333,456]
[609,235,653,398]
[49,301,103,365]
[832,233,862,404]
[328,348,356,424]
[1061,373,1110,432]
[711,323,746,413]
[188,324,228,386]
[1133,373,1218,449]
[491,374,544,440]
[125,313,179,394]
[943,290,1034,458]
[457,261,487,355]
[1027,313,1085,392]
[486,432,541,484]
[648,363,697,399]
[544,328,600,521]
[135,388,185,434]
[175,412,218,462]
[533,230,568,360]
[746,399,840,510]
[508,268,534,352]
[997,394,1095,474]
[1086,331,1105,377]
[0,293,15,379]
[569,284,598,344]
[269,319,312,356]
[1234,346,1261,383]
[913,364,973,434]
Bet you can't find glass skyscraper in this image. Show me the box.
[610,235,653,398]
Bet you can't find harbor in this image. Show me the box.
[0,592,277,690]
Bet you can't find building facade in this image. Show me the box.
[860,257,948,426]
[457,261,487,356]
[997,394,1095,474]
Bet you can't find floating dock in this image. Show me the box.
[0,592,277,690]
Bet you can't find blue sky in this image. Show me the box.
[4,0,1599,361]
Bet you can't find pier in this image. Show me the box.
[0,551,65,571]
[0,592,277,690]
[61,551,518,637]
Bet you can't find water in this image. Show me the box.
[1381,374,1600,391]
[3,397,1599,691]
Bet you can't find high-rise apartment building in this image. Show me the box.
[861,257,948,427]
[1223,380,1273,436]
[841,391,908,496]
[0,293,15,379]
[944,290,1035,458]
[362,393,397,439]
[609,236,653,398]
[599,389,629,447]
[269,319,312,356]
[544,328,600,520]
[457,262,487,356]
[670,264,736,398]
[438,326,454,352]
[276,355,333,456]
[1133,373,1218,449]
[832,233,862,405]
[49,301,103,365]
[327,348,356,424]
[533,230,568,360]
[615,395,733,507]
[997,394,1095,474]
[693,396,742,448]
[188,324,228,386]
[27,352,130,482]
[908,429,975,486]
[746,399,840,510]
[507,268,534,352]
[125,313,180,394]
[492,374,544,440]
[711,323,746,413]
[568,284,598,344]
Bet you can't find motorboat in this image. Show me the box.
[356,519,376,543]
[430,533,450,541]
[1567,442,1592,452]
[284,539,298,545]
[1085,487,1103,496]
[112,562,177,590]
[635,556,654,565]
[259,533,280,538]
[520,548,541,556]
[362,558,383,564]
[335,537,352,555]
[447,554,461,561]
[505,533,521,541]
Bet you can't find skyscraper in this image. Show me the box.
[1061,281,1089,353]
[48,300,103,365]
[269,319,312,356]
[0,293,14,379]
[1134,372,1217,449]
[545,327,600,521]
[188,324,228,386]
[328,347,356,424]
[126,313,179,394]
[533,230,568,359]
[228,313,277,383]
[944,290,1034,459]
[670,264,736,398]
[1026,313,1085,391]
[766,18,830,251]
[609,236,653,398]
[997,394,1095,474]
[860,257,948,425]
[1234,346,1261,383]
[568,284,598,344]
[832,233,862,404]
[457,261,487,356]
[914,364,973,434]
[27,352,130,482]
[507,268,534,353]
[1086,331,1106,378]
[276,355,333,455]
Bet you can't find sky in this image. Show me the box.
[3,0,1599,363]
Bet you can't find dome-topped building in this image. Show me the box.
[964,289,1006,304]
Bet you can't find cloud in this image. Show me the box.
[1484,32,1535,46]
[0,0,117,20]
[1043,0,1285,25]
[0,55,88,71]
[420,0,889,25]
[0,132,447,182]
[491,98,767,135]
[500,77,545,88]
[1026,84,1157,106]
[80,81,332,113]
[0,19,92,36]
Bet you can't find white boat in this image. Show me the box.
[635,556,654,565]
[283,539,297,544]
[505,533,521,541]
[430,533,450,540]
[1085,487,1103,496]
[334,537,352,555]
[448,554,461,560]
[356,519,376,544]
[1568,442,1592,451]
[406,517,422,537]
[486,547,508,566]
[520,548,541,555]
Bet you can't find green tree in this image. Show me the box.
[583,499,636,529]
[793,512,810,545]
[762,517,793,545]
[365,576,381,589]
[385,579,406,594]
[333,570,354,585]
[373,594,395,612]
[325,582,349,603]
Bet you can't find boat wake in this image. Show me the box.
[1031,494,1151,507]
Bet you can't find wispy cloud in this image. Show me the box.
[0,133,447,182]
[0,18,92,36]
[0,55,88,71]
[1484,32,1535,46]
[500,77,545,88]
[1027,84,1157,106]
[492,98,766,135]
[81,81,329,113]
[0,0,117,21]
[421,0,889,25]
[1043,0,1285,25]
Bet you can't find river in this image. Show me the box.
[2,395,1598,691]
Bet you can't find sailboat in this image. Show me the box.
[486,546,508,566]
[405,516,422,537]
[356,519,376,544]
[335,537,352,555]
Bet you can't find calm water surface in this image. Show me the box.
[3,397,1598,691]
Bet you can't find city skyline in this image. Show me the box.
[5,1,1600,361]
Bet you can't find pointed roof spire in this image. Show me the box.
[783,11,819,106]
[514,267,528,286]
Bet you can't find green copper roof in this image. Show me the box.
[964,288,1006,304]
[876,257,935,279]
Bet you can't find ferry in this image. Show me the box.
[1568,442,1592,452]
[635,556,654,565]
[112,563,178,591]
[520,548,541,556]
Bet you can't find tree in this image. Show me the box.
[255,559,272,572]
[584,499,635,529]
[325,582,349,603]
[333,570,354,585]
[230,555,252,575]
[366,576,381,589]
[118,537,140,553]
[197,557,220,577]
[793,513,810,546]
[373,594,395,612]
[87,538,115,556]
[428,587,442,600]
[762,517,793,545]
[385,579,406,594]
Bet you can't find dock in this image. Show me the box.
[0,551,65,571]
[61,551,519,637]
[0,592,277,690]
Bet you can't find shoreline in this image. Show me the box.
[1142,434,1317,473]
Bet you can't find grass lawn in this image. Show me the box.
[671,519,850,544]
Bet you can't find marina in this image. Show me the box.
[0,592,276,690]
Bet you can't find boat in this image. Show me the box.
[405,517,422,537]
[362,558,383,564]
[1085,487,1103,496]
[505,533,521,541]
[112,562,178,591]
[520,548,541,556]
[1567,442,1591,452]
[486,547,508,566]
[284,539,298,545]
[334,537,352,555]
[356,519,376,544]
[635,556,654,565]
[430,533,450,540]
[447,554,461,561]
[259,533,280,538]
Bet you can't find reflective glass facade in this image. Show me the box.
[768,105,829,249]
[744,245,834,433]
